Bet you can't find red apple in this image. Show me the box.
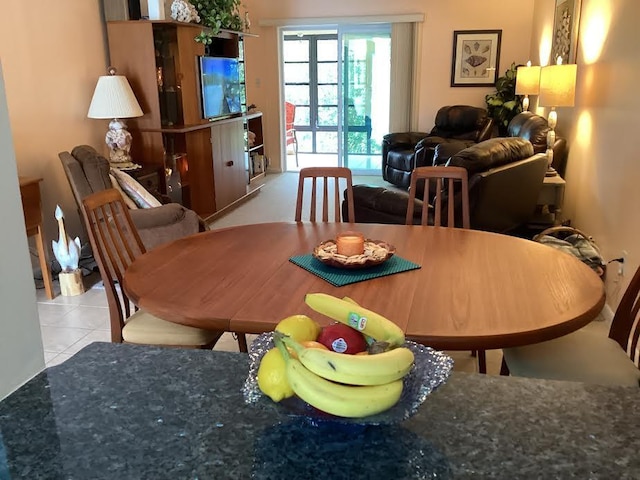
[317,323,368,354]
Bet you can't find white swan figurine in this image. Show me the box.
[52,205,81,273]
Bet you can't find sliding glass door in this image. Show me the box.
[340,26,390,173]
[282,25,390,174]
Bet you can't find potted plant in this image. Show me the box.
[192,0,248,44]
[485,62,523,136]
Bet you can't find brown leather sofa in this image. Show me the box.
[382,105,494,189]
[346,137,549,233]
[60,145,201,250]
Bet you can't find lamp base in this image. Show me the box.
[105,118,135,165]
[545,166,558,177]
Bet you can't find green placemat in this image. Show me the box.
[289,254,421,287]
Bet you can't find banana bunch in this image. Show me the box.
[274,332,408,418]
[280,334,414,386]
[305,293,406,347]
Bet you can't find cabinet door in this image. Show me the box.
[211,120,247,210]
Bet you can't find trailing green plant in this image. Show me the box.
[485,62,523,135]
[193,0,247,44]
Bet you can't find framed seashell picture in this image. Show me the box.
[451,30,502,87]
[550,0,582,64]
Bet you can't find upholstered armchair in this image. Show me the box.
[382,105,494,189]
[60,145,202,251]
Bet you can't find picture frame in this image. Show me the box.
[550,0,582,64]
[451,30,502,87]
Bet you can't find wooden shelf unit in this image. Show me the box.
[106,20,260,220]
[246,112,266,184]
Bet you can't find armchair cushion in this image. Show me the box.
[430,105,493,142]
[71,145,112,194]
[448,137,534,175]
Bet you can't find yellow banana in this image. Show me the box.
[285,355,403,418]
[281,334,414,386]
[305,293,405,346]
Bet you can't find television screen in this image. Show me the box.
[199,56,242,119]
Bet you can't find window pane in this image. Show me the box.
[317,85,337,105]
[283,40,309,62]
[317,62,337,84]
[284,85,310,106]
[316,131,338,153]
[346,132,367,154]
[296,106,310,126]
[297,131,313,152]
[317,107,337,127]
[284,63,309,83]
[317,40,337,61]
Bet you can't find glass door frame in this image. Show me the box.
[280,24,390,175]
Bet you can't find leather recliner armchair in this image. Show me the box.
[506,111,568,177]
[60,145,202,251]
[382,105,494,189]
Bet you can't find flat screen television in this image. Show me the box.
[198,56,242,120]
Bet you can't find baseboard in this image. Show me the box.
[599,303,615,327]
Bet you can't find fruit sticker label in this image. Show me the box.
[331,337,348,353]
[348,312,367,331]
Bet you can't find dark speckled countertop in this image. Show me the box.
[0,342,639,479]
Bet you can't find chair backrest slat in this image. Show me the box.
[610,264,640,367]
[295,167,355,223]
[82,189,147,343]
[406,166,470,228]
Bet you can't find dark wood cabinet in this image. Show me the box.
[106,20,259,221]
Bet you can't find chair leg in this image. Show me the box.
[477,350,487,374]
[500,355,510,376]
[294,131,299,167]
[236,332,248,353]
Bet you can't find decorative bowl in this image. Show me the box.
[243,332,453,425]
[312,239,396,269]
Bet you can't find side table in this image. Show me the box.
[529,174,566,228]
[19,177,55,299]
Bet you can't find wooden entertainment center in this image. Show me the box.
[106,20,264,221]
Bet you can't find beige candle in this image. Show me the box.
[336,231,365,257]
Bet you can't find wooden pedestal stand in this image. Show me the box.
[59,270,85,296]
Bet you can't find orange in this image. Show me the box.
[287,340,329,359]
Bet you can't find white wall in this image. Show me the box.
[0,61,45,400]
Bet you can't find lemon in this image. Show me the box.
[257,348,294,402]
[275,314,321,342]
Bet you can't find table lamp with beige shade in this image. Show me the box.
[538,57,577,176]
[88,67,143,170]
[515,61,540,112]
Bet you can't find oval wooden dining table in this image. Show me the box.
[123,222,605,353]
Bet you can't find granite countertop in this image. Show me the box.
[1,342,639,479]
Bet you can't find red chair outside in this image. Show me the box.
[285,101,299,166]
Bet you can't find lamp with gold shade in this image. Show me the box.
[515,61,540,112]
[538,57,577,176]
[87,67,143,169]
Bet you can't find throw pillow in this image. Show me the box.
[110,168,162,209]
[109,174,139,210]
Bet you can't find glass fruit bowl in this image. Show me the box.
[242,332,453,425]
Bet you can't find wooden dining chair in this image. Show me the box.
[295,167,355,223]
[502,263,640,386]
[406,166,484,371]
[406,166,470,228]
[82,189,247,351]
